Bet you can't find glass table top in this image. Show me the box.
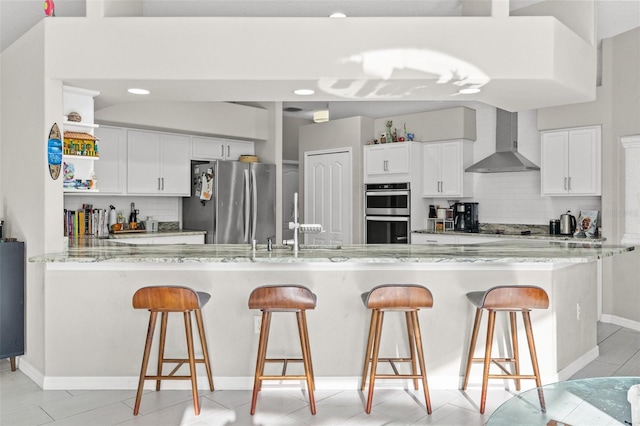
[488,376,640,426]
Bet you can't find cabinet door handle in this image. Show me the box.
[221,145,224,157]
[227,145,231,158]
[568,176,571,191]
[161,177,165,190]
[158,177,161,190]
[383,160,388,171]
[564,177,568,190]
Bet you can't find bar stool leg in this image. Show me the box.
[462,308,483,390]
[360,310,378,391]
[156,312,168,391]
[405,311,419,390]
[480,310,497,414]
[183,311,200,415]
[194,309,214,391]
[411,311,432,414]
[251,311,271,415]
[134,311,158,416]
[509,311,521,391]
[523,310,546,412]
[366,310,384,414]
[300,310,316,391]
[297,311,316,414]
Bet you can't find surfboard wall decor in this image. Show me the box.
[48,123,62,180]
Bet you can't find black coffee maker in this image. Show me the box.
[464,202,479,233]
[453,202,466,231]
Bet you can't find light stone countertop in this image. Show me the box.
[29,239,634,264]
[107,229,206,239]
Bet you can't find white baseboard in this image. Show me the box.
[16,359,45,388]
[556,346,600,382]
[601,315,640,332]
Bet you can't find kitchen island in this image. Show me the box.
[28,240,633,393]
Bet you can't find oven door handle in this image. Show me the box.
[365,216,410,222]
[365,191,410,197]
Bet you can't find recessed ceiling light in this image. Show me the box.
[458,87,481,94]
[128,88,150,95]
[293,89,315,96]
[330,12,347,18]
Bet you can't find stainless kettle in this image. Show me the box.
[560,211,576,235]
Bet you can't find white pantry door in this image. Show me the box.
[304,149,352,245]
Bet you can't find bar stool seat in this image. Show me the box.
[461,285,549,414]
[248,285,317,415]
[132,285,214,416]
[360,284,433,414]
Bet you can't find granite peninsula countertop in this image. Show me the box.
[30,238,634,264]
[107,229,206,239]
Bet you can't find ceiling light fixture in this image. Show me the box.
[128,88,150,95]
[293,89,315,96]
[313,110,329,123]
[330,12,347,18]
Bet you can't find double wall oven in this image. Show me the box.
[365,183,410,244]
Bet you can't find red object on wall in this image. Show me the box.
[44,0,55,16]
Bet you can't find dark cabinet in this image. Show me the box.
[0,242,25,371]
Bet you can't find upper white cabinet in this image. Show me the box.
[364,142,421,184]
[541,126,601,196]
[191,136,254,161]
[127,130,190,195]
[93,126,126,194]
[422,139,474,198]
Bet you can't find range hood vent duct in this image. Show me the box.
[465,109,540,173]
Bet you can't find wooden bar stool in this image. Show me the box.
[360,284,433,414]
[248,285,317,415]
[461,285,549,414]
[132,286,214,416]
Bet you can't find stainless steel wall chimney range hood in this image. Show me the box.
[465,108,540,173]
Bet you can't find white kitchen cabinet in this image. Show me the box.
[411,233,458,245]
[541,126,601,196]
[191,136,254,161]
[422,139,474,197]
[127,130,190,195]
[114,234,205,245]
[411,233,509,245]
[363,142,421,184]
[93,126,126,194]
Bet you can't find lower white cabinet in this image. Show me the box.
[114,234,205,245]
[411,233,507,245]
[191,136,254,161]
[541,126,601,196]
[127,130,190,195]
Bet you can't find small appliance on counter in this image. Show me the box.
[464,202,479,233]
[453,202,466,231]
[549,219,561,235]
[560,211,576,235]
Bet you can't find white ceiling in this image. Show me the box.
[2,0,639,120]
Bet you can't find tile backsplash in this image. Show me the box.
[63,196,181,224]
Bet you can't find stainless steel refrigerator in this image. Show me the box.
[182,161,276,244]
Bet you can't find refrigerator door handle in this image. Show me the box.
[244,169,250,243]
[251,168,258,241]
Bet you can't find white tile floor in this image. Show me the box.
[1,322,638,426]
